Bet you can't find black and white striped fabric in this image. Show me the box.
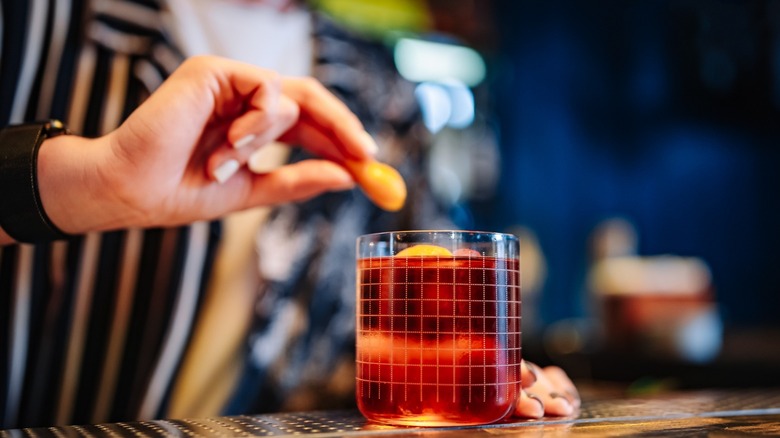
[1,0,220,428]
[1,0,450,430]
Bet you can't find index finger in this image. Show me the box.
[282,77,377,160]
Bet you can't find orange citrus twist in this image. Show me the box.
[344,159,407,212]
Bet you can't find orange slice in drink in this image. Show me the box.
[396,244,453,257]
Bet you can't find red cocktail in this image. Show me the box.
[355,232,521,427]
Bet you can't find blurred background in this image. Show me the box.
[311,0,780,391]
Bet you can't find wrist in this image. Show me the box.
[37,133,139,234]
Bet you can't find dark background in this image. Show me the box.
[467,0,780,328]
[450,0,780,388]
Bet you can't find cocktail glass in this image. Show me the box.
[356,230,521,426]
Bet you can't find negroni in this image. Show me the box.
[356,254,521,426]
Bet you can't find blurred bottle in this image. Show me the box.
[587,218,722,364]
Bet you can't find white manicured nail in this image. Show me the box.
[214,159,240,183]
[360,131,379,156]
[233,134,256,149]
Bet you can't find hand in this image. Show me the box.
[35,56,377,236]
[515,360,581,418]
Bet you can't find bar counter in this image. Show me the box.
[3,388,780,437]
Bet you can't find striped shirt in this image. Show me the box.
[1,0,450,429]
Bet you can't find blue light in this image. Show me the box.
[414,80,475,133]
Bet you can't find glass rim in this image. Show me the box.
[357,229,518,242]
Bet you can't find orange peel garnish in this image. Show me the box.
[344,159,407,212]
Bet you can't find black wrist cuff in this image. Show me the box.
[0,120,71,243]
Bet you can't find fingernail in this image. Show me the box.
[233,134,256,149]
[360,131,379,156]
[520,390,544,418]
[525,391,544,411]
[214,159,240,183]
[550,391,575,416]
[550,392,573,406]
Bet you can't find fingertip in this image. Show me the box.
[544,365,581,407]
[547,392,575,417]
[514,391,544,419]
[359,131,379,157]
[568,389,582,409]
[327,162,357,190]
